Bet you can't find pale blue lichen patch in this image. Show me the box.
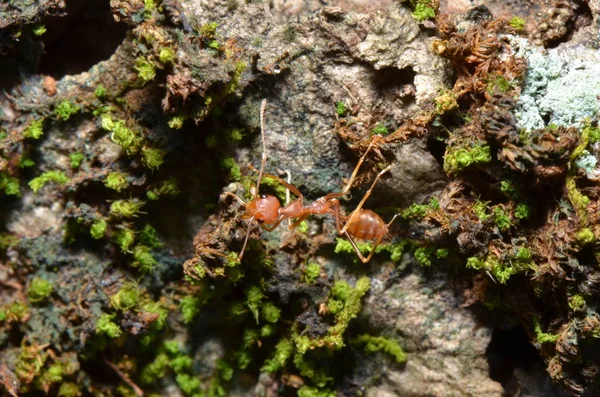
[513,37,600,132]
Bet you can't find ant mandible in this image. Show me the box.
[223,100,400,263]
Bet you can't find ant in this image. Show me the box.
[222,100,400,263]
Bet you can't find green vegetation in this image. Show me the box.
[90,219,107,239]
[110,199,145,218]
[371,123,389,136]
[353,334,406,363]
[32,25,47,36]
[105,172,130,192]
[443,143,491,174]
[96,313,122,338]
[135,57,156,84]
[54,100,80,121]
[27,278,53,304]
[69,152,84,169]
[23,119,44,139]
[29,171,69,193]
[509,17,525,31]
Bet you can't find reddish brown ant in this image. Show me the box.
[222,100,399,263]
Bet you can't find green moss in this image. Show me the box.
[140,354,169,384]
[168,115,185,129]
[411,0,436,21]
[245,285,264,323]
[95,84,107,100]
[576,228,595,245]
[139,224,161,248]
[135,57,156,84]
[105,172,130,192]
[586,124,600,144]
[533,317,559,344]
[69,152,84,169]
[414,246,433,267]
[514,203,530,220]
[176,373,201,395]
[569,295,586,311]
[487,75,512,94]
[90,219,107,239]
[142,147,165,170]
[224,61,246,95]
[132,245,159,273]
[110,283,140,311]
[472,199,490,222]
[159,47,176,64]
[435,90,458,114]
[57,382,80,397]
[262,338,293,373]
[261,302,281,324]
[147,177,180,200]
[33,25,47,36]
[170,355,192,373]
[304,263,321,284]
[296,220,309,234]
[0,233,19,249]
[221,157,241,181]
[27,277,53,304]
[436,248,449,259]
[335,101,348,116]
[19,156,35,168]
[493,206,512,231]
[199,22,218,38]
[96,313,122,338]
[54,100,80,121]
[509,17,525,31]
[331,280,352,302]
[23,119,44,139]
[180,295,201,324]
[327,299,343,314]
[297,386,336,397]
[260,175,288,202]
[2,301,28,322]
[444,144,491,174]
[102,115,142,154]
[113,228,136,253]
[371,123,389,136]
[566,174,590,225]
[353,334,406,363]
[0,172,20,196]
[334,238,371,257]
[110,199,145,218]
[29,170,69,193]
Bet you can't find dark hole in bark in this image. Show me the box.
[39,0,128,78]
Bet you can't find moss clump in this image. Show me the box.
[199,22,218,38]
[262,338,294,373]
[139,224,161,248]
[132,245,159,273]
[147,178,180,200]
[176,373,202,395]
[1,301,29,323]
[54,100,80,121]
[261,302,281,324]
[371,123,389,136]
[110,199,145,218]
[33,25,47,36]
[411,0,436,21]
[514,203,530,220]
[0,233,19,249]
[96,313,122,338]
[304,263,321,284]
[142,147,165,170]
[114,228,136,253]
[221,157,241,181]
[335,101,348,116]
[110,283,140,311]
[69,152,84,169]
[27,277,53,304]
[576,228,595,245]
[509,17,525,31]
[443,144,491,174]
[140,354,169,384]
[180,295,201,324]
[414,246,433,266]
[29,170,69,193]
[297,386,336,397]
[168,115,185,129]
[533,317,559,344]
[57,382,80,397]
[568,295,586,311]
[135,57,156,84]
[90,219,107,239]
[159,47,176,64]
[95,84,107,100]
[0,172,20,196]
[245,285,264,324]
[105,172,130,192]
[23,119,44,139]
[401,197,440,220]
[353,334,406,363]
[493,206,512,231]
[434,90,458,114]
[102,115,143,154]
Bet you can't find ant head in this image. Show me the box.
[247,195,280,225]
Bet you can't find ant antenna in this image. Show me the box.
[256,99,268,196]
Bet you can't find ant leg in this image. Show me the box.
[386,213,402,229]
[256,99,268,195]
[248,164,304,198]
[341,164,392,234]
[289,214,310,230]
[343,232,383,264]
[261,214,287,232]
[222,192,247,206]
[280,169,292,228]
[238,215,256,262]
[340,139,377,195]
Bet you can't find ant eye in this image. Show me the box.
[261,194,268,199]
